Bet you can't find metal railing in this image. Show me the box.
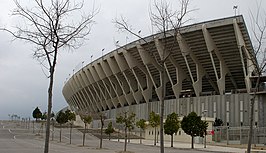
[213,126,266,145]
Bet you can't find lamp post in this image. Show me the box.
[156,113,160,143]
[203,110,208,148]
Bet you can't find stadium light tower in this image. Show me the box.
[233,5,238,16]
[101,48,105,57]
[90,55,93,63]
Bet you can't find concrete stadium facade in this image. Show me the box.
[62,15,266,127]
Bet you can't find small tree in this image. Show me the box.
[56,111,68,142]
[164,112,180,147]
[81,114,92,146]
[181,112,208,149]
[213,117,223,142]
[32,107,42,122]
[136,119,147,144]
[213,118,223,127]
[51,112,55,118]
[65,109,76,144]
[116,111,136,152]
[41,112,47,120]
[149,111,160,145]
[105,122,115,140]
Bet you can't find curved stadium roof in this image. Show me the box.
[62,15,256,113]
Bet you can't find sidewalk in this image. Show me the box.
[113,139,266,153]
[4,120,265,153]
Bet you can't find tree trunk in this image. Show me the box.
[100,122,103,148]
[124,127,128,152]
[247,97,255,153]
[160,58,166,153]
[83,123,86,146]
[171,134,173,147]
[154,127,156,145]
[191,135,194,149]
[70,124,72,144]
[128,131,130,143]
[59,125,62,142]
[140,129,142,144]
[33,121,35,134]
[247,76,260,153]
[44,66,55,153]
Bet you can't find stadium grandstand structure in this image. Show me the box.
[63,15,266,127]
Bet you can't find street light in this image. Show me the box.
[202,110,208,148]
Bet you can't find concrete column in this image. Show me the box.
[176,33,204,96]
[137,43,165,101]
[202,24,229,95]
[233,19,255,93]
[155,38,186,98]
[80,69,101,111]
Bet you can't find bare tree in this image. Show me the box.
[116,111,136,152]
[80,114,92,146]
[1,0,97,153]
[247,2,266,153]
[114,1,192,153]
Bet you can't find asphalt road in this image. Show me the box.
[0,121,218,153]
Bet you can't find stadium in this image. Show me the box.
[62,15,266,141]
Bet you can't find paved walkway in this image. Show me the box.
[114,139,248,153]
[2,121,266,153]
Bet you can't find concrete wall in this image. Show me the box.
[104,93,264,127]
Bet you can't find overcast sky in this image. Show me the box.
[0,0,265,120]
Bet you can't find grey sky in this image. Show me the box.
[0,0,264,120]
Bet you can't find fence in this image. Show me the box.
[213,126,266,145]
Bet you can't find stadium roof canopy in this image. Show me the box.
[63,15,257,112]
